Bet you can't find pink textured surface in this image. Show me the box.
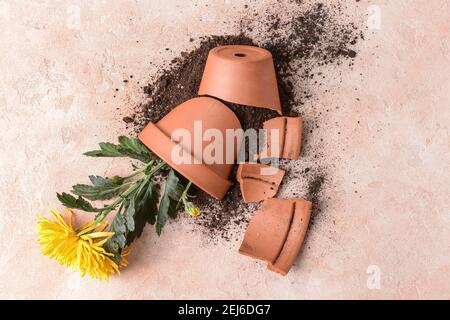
[0,0,449,299]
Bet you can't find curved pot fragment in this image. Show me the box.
[239,198,312,276]
[238,198,294,262]
[260,116,303,160]
[236,163,285,203]
[268,199,312,275]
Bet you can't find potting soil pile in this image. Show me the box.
[124,2,364,242]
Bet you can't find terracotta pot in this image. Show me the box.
[239,198,294,262]
[239,198,312,276]
[260,116,303,160]
[268,199,312,276]
[139,97,242,200]
[198,45,282,114]
[236,163,285,203]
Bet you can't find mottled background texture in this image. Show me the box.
[0,0,449,299]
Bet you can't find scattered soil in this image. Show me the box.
[127,2,363,241]
[139,34,277,131]
[306,171,326,219]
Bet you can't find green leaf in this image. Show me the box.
[57,192,99,212]
[124,199,136,232]
[118,136,149,156]
[71,176,123,201]
[105,178,160,260]
[84,142,123,158]
[89,175,119,186]
[118,136,154,163]
[126,181,160,244]
[143,183,160,225]
[156,170,184,236]
[104,210,127,264]
[83,136,154,163]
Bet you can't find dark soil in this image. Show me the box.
[128,2,363,241]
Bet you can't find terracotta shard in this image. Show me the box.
[238,198,312,276]
[268,199,312,276]
[198,45,282,114]
[139,97,242,200]
[239,198,294,262]
[236,163,285,203]
[260,116,303,160]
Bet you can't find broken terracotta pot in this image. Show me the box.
[239,198,312,276]
[198,45,282,114]
[236,163,285,203]
[260,116,303,160]
[268,199,312,276]
[239,198,294,262]
[139,97,242,200]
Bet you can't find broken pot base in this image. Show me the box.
[238,198,293,263]
[268,199,312,275]
[239,198,312,276]
[199,45,282,114]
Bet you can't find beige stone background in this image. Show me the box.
[0,0,449,299]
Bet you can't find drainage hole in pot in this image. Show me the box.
[234,53,246,57]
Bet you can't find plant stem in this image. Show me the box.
[123,161,154,180]
[182,181,193,199]
[94,161,166,223]
[177,181,193,210]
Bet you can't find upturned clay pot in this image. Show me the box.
[198,45,282,114]
[268,199,312,276]
[239,198,312,276]
[139,97,242,200]
[236,163,285,203]
[260,116,303,160]
[239,198,294,262]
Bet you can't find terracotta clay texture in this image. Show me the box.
[239,198,312,276]
[236,163,285,203]
[139,97,242,200]
[198,45,282,114]
[260,117,303,160]
[239,198,294,262]
[268,199,312,276]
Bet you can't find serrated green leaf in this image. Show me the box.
[84,136,154,163]
[70,175,124,201]
[57,192,99,212]
[156,170,184,236]
[89,175,112,187]
[71,180,123,201]
[126,181,160,244]
[112,213,127,235]
[100,142,124,156]
[104,208,127,263]
[83,150,107,157]
[118,136,154,163]
[143,183,159,225]
[83,142,124,158]
[124,199,136,232]
[118,136,150,156]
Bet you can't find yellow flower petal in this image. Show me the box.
[37,209,126,281]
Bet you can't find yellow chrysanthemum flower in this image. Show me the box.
[37,209,126,281]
